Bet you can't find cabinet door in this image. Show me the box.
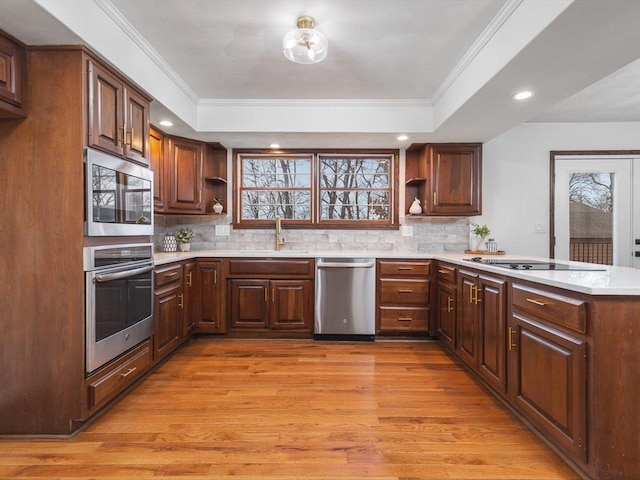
[149,127,165,211]
[229,279,269,330]
[436,281,456,350]
[269,280,312,331]
[88,60,124,157]
[456,271,479,368]
[154,281,183,360]
[0,33,25,116]
[124,87,149,166]
[510,313,588,463]
[196,261,225,333]
[183,261,197,337]
[427,144,481,215]
[166,137,205,213]
[478,276,507,395]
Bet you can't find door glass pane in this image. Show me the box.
[569,172,613,265]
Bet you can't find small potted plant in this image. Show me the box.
[175,227,195,252]
[471,223,491,251]
[211,197,224,214]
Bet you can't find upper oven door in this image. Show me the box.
[85,148,154,236]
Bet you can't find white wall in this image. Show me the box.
[479,122,640,257]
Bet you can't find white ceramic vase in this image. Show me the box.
[212,202,223,214]
[179,242,191,252]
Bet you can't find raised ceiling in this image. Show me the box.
[1,0,640,148]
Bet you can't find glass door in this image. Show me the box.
[554,158,632,267]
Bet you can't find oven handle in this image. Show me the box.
[94,265,154,283]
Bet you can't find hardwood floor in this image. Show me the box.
[0,339,580,479]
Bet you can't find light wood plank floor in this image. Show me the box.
[0,339,581,479]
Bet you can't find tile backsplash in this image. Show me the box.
[154,215,471,253]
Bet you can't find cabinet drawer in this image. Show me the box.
[86,339,152,411]
[155,263,183,286]
[379,279,429,305]
[227,258,314,277]
[379,307,429,332]
[512,284,587,334]
[436,264,456,283]
[378,260,430,277]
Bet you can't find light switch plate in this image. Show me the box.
[401,225,413,237]
[215,225,230,236]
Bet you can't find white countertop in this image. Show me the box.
[154,250,640,296]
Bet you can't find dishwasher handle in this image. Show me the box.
[317,260,375,269]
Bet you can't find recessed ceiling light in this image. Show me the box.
[512,91,534,101]
[397,135,409,141]
[159,120,173,127]
[270,143,280,149]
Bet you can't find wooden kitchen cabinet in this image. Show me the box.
[455,268,507,394]
[228,279,312,332]
[225,258,314,336]
[509,283,588,464]
[435,263,456,350]
[183,261,197,336]
[196,260,225,333]
[84,339,153,416]
[0,29,26,118]
[154,263,185,361]
[149,126,166,210]
[152,128,228,214]
[376,259,431,335]
[405,143,482,216]
[88,59,150,166]
[166,136,205,213]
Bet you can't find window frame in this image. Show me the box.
[233,148,399,229]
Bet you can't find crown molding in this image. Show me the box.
[93,0,200,104]
[432,0,523,104]
[198,99,433,108]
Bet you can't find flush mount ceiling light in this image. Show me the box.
[282,15,328,64]
[158,119,173,127]
[397,135,409,141]
[512,90,534,101]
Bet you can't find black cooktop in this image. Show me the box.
[464,257,607,271]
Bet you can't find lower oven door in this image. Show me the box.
[86,263,154,373]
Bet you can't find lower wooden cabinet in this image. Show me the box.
[183,261,197,336]
[435,264,456,350]
[225,258,314,335]
[196,260,225,333]
[510,283,588,464]
[376,259,431,334]
[228,279,312,331]
[84,339,152,415]
[153,262,187,361]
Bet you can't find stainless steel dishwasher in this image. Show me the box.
[315,257,376,340]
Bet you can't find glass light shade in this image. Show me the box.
[282,27,328,64]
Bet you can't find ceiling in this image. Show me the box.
[1,0,640,148]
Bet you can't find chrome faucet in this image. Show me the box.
[275,215,286,251]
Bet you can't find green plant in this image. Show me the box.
[471,223,490,240]
[175,227,195,244]
[213,197,223,204]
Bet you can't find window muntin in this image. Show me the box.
[235,150,397,228]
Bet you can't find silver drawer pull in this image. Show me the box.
[398,267,413,271]
[398,317,413,322]
[398,289,413,293]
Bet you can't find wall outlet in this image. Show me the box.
[534,222,546,234]
[401,225,413,237]
[215,225,230,236]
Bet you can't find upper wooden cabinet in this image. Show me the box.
[150,126,228,215]
[0,30,26,118]
[88,59,150,166]
[405,143,482,216]
[167,136,205,213]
